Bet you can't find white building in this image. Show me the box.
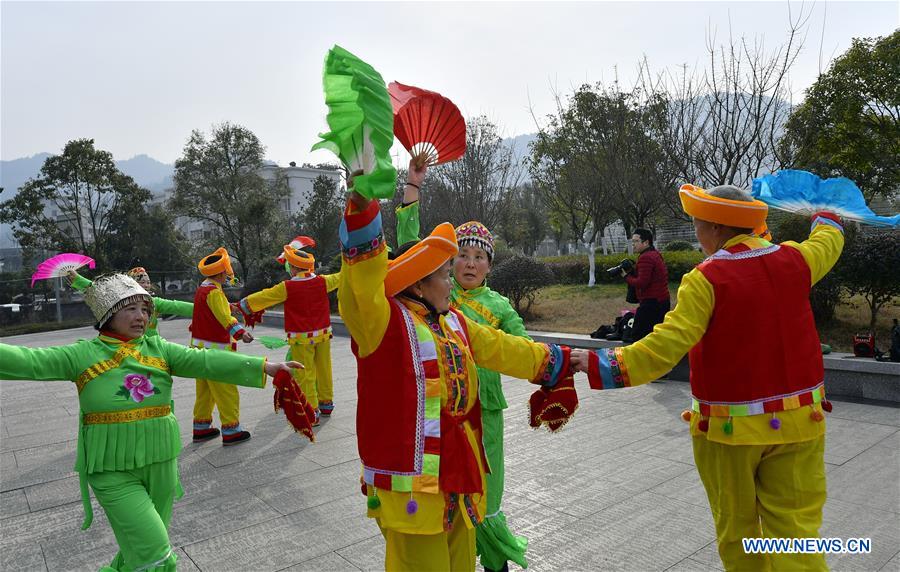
[167,164,343,242]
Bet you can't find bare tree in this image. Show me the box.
[427,116,522,230]
[638,9,811,196]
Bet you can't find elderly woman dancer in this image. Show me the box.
[1,273,300,571]
[396,164,531,572]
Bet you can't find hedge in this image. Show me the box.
[540,250,705,285]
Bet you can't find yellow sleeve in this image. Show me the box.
[781,221,845,286]
[464,316,553,382]
[323,272,341,293]
[615,268,714,385]
[206,287,238,330]
[337,199,390,358]
[243,282,288,312]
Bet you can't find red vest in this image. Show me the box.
[354,300,486,492]
[284,276,331,334]
[190,283,232,344]
[689,243,823,412]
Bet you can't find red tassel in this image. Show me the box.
[698,418,709,432]
[822,400,833,412]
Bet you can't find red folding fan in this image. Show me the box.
[389,82,466,169]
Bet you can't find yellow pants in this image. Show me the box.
[693,435,828,572]
[380,509,476,572]
[289,340,333,410]
[193,379,240,427]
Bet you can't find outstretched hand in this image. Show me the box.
[569,348,591,374]
[241,331,254,343]
[265,360,304,377]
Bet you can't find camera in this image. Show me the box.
[606,258,634,278]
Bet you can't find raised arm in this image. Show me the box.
[337,194,391,357]
[782,212,845,286]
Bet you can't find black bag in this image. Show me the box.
[626,283,639,304]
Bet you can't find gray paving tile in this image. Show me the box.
[334,535,385,571]
[250,460,360,516]
[40,529,119,571]
[880,550,900,572]
[822,497,900,571]
[665,553,723,571]
[826,401,900,428]
[0,540,46,571]
[0,488,30,519]
[168,489,282,546]
[526,491,714,571]
[827,444,900,514]
[24,475,80,512]
[183,494,380,571]
[824,416,898,465]
[649,467,710,509]
[297,434,361,468]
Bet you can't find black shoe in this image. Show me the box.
[192,427,220,442]
[222,430,251,446]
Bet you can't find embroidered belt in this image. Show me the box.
[83,405,172,425]
[287,327,333,344]
[692,383,825,417]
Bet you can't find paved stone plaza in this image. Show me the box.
[2,321,898,571]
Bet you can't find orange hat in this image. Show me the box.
[679,184,769,236]
[385,222,459,297]
[198,247,234,278]
[282,245,315,271]
[275,236,316,271]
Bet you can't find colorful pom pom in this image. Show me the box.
[769,417,781,430]
[822,400,833,412]
[698,418,709,432]
[367,495,381,509]
[810,410,825,422]
[680,410,692,423]
[722,419,733,435]
[406,499,418,514]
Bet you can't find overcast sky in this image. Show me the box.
[2,1,897,166]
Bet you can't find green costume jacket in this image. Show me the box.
[396,202,530,410]
[71,273,194,336]
[0,334,267,528]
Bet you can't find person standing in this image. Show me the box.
[190,247,255,445]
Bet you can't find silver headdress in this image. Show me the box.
[83,274,152,328]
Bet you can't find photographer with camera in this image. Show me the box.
[619,228,670,342]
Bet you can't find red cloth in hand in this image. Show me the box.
[529,375,579,433]
[273,370,316,442]
[232,302,265,328]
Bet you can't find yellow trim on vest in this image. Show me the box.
[83,405,172,425]
[453,296,500,329]
[75,345,170,394]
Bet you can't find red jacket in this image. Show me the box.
[625,248,669,302]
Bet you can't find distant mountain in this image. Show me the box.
[503,133,537,157]
[116,154,175,193]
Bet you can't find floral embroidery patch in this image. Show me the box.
[115,374,160,403]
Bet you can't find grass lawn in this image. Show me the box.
[525,284,899,354]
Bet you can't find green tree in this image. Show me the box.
[838,231,900,332]
[782,30,900,203]
[105,203,192,278]
[295,174,343,260]
[496,184,548,256]
[0,139,150,265]
[171,123,290,286]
